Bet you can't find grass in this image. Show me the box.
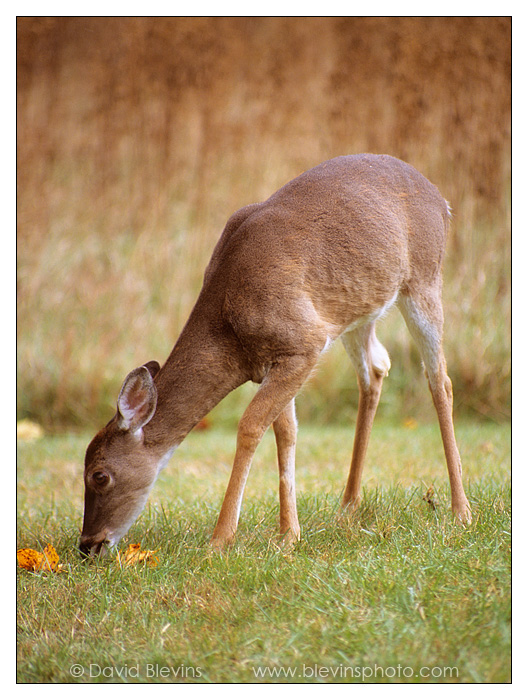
[17,421,511,683]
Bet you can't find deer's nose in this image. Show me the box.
[79,532,107,558]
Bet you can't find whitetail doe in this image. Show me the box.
[80,154,471,555]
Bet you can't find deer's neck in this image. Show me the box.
[143,309,247,451]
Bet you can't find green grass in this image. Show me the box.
[17,421,511,683]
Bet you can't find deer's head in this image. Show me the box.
[79,361,167,556]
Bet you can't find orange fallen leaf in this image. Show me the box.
[17,544,64,573]
[403,417,418,430]
[423,486,439,510]
[194,417,211,431]
[116,543,159,567]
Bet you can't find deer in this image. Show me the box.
[79,154,471,556]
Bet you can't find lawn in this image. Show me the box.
[17,421,511,683]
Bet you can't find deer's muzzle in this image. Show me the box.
[79,531,110,558]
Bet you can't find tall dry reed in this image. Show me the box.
[17,17,511,429]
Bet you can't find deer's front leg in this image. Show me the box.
[273,399,301,544]
[210,354,317,549]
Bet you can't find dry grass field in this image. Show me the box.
[17,17,510,430]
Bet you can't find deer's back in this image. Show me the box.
[200,155,449,364]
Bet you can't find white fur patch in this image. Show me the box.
[158,447,176,473]
[339,293,397,388]
[323,335,333,353]
[397,295,441,377]
[370,334,391,377]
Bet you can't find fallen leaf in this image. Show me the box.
[423,486,439,510]
[403,417,418,430]
[17,419,44,441]
[117,543,159,567]
[194,417,211,431]
[17,544,64,573]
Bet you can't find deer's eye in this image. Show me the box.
[92,470,110,486]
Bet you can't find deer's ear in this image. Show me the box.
[117,366,158,433]
[143,360,161,379]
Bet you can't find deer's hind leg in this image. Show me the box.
[341,323,390,510]
[398,290,471,523]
